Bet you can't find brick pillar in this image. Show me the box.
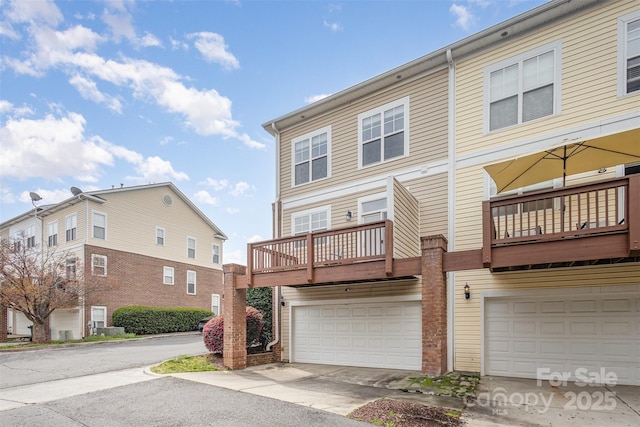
[0,303,7,342]
[223,264,247,370]
[421,235,448,376]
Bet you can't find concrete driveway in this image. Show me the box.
[167,363,640,427]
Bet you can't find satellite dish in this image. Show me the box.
[29,192,42,202]
[70,186,83,196]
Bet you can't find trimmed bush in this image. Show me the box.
[247,287,272,347]
[202,306,264,354]
[112,306,213,335]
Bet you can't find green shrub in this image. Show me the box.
[202,306,264,354]
[112,306,213,335]
[247,287,272,347]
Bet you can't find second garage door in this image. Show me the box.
[485,290,640,386]
[292,300,422,370]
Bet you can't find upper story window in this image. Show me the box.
[618,10,640,96]
[65,256,77,279]
[25,225,36,248]
[211,294,221,316]
[48,221,58,247]
[292,126,331,187]
[156,227,165,246]
[187,237,196,259]
[92,211,106,240]
[187,270,196,295]
[66,214,77,242]
[212,244,221,264]
[358,97,409,168]
[292,207,330,235]
[91,254,107,277]
[485,41,562,132]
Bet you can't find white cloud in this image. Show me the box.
[170,37,189,51]
[247,234,263,243]
[1,184,16,205]
[194,190,219,206]
[305,94,331,104]
[132,156,189,183]
[102,9,136,43]
[323,20,343,32]
[201,178,230,191]
[138,32,162,48]
[187,32,240,70]
[226,207,240,215]
[0,100,33,118]
[229,181,251,197]
[5,0,63,26]
[223,248,243,265]
[19,188,74,206]
[69,74,122,113]
[450,3,476,30]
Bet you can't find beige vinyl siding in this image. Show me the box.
[45,205,87,253]
[401,173,449,238]
[391,178,420,258]
[279,279,422,361]
[279,69,448,202]
[453,264,640,372]
[455,0,639,156]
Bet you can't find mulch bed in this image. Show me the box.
[348,399,465,427]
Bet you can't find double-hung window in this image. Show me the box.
[187,237,196,259]
[187,270,196,295]
[92,211,106,240]
[292,208,329,235]
[66,256,77,279]
[156,227,165,245]
[358,97,409,168]
[359,196,388,224]
[91,254,107,276]
[163,266,174,285]
[485,41,561,132]
[618,10,640,96]
[292,126,331,186]
[65,214,77,242]
[48,222,58,247]
[212,244,221,264]
[25,225,36,248]
[211,294,221,316]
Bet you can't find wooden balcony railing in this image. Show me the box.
[483,175,640,270]
[247,220,393,286]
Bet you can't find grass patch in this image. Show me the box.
[151,355,220,374]
[0,333,139,349]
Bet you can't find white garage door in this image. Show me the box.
[292,301,421,370]
[485,291,640,386]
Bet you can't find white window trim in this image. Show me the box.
[358,97,410,169]
[212,243,221,265]
[156,227,165,246]
[617,9,640,97]
[290,205,331,236]
[483,40,563,134]
[163,266,174,285]
[357,192,388,224]
[92,210,107,240]
[91,254,107,277]
[187,236,196,259]
[48,221,58,247]
[211,294,221,316]
[65,213,77,242]
[187,270,196,295]
[291,125,332,187]
[90,306,107,330]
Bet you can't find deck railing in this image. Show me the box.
[247,220,393,285]
[484,176,634,247]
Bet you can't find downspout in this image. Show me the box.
[79,194,88,338]
[266,122,281,352]
[446,48,456,372]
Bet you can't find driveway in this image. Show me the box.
[168,363,640,427]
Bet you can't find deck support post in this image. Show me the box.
[223,264,247,370]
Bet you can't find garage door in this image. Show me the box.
[485,291,640,386]
[292,301,421,370]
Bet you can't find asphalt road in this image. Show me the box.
[0,334,369,426]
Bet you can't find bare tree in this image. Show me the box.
[0,235,86,343]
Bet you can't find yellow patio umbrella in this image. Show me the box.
[484,128,640,194]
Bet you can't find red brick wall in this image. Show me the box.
[83,245,222,336]
[0,304,7,342]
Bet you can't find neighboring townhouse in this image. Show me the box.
[1,183,227,341]
[222,0,639,385]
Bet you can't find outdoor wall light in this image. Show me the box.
[346,211,353,222]
[280,295,286,307]
[464,283,471,300]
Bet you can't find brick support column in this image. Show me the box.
[223,264,247,370]
[421,235,448,376]
[0,303,7,342]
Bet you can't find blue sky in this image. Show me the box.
[1,0,546,263]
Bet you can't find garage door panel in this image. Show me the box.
[293,301,421,370]
[486,291,640,386]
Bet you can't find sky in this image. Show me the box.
[1,0,547,264]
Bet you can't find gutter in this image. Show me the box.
[266,122,281,352]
